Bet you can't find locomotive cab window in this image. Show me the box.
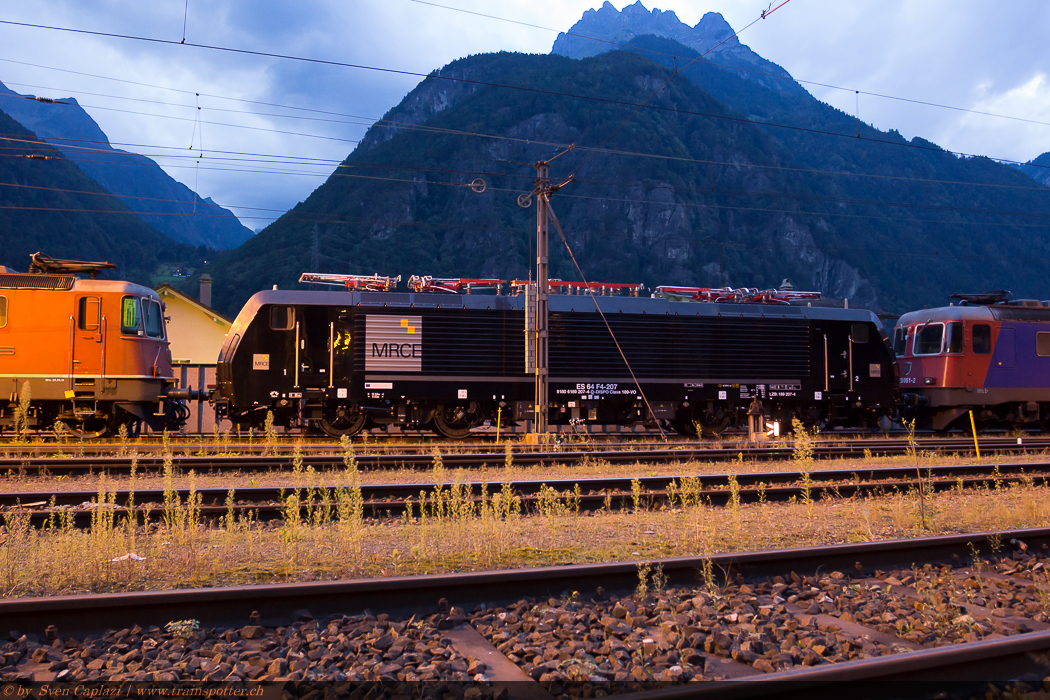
[947,322,964,354]
[143,299,164,339]
[269,306,295,331]
[0,296,7,329]
[972,324,992,354]
[893,326,908,355]
[914,323,944,355]
[78,297,100,331]
[851,323,869,344]
[1038,332,1050,357]
[120,296,142,335]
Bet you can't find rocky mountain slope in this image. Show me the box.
[0,109,207,283]
[559,5,1050,219]
[1021,152,1050,187]
[0,82,252,249]
[552,1,803,97]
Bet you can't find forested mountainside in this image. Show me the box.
[0,82,252,249]
[205,13,1050,317]
[558,3,1050,192]
[0,109,208,283]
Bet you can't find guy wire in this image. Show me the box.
[542,196,667,442]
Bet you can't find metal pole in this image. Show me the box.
[533,162,550,437]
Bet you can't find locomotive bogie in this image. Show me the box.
[215,289,896,438]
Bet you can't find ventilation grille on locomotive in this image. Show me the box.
[0,274,76,291]
[550,315,810,379]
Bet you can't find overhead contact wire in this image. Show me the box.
[4,15,1048,172]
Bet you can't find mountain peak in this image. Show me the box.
[552,3,782,82]
[695,11,738,47]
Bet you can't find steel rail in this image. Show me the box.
[0,438,1044,474]
[6,434,1048,457]
[7,460,1048,527]
[648,631,1050,697]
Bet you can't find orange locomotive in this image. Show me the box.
[0,254,192,437]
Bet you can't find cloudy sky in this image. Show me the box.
[0,0,1047,230]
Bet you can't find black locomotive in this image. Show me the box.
[213,277,897,438]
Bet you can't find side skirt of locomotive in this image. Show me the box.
[0,375,189,437]
[902,386,1050,431]
[227,377,890,439]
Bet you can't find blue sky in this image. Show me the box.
[0,0,1047,229]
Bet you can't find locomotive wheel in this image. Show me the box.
[66,415,111,439]
[695,412,732,437]
[670,418,699,437]
[432,406,473,439]
[318,411,367,438]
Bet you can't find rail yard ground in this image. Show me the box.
[2,438,1050,695]
[0,444,1046,596]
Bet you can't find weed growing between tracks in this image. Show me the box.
[0,469,1048,596]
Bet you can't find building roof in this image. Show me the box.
[154,283,233,325]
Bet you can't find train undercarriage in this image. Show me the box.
[228,394,888,440]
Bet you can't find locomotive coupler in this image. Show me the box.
[167,388,208,401]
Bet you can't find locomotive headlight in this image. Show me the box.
[924,377,937,386]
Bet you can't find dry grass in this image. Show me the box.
[0,464,1047,598]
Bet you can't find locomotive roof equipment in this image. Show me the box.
[298,273,401,292]
[407,277,505,295]
[653,286,823,305]
[29,252,117,278]
[949,290,1013,306]
[510,280,646,297]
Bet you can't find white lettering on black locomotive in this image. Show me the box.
[366,316,422,371]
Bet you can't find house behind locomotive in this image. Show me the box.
[214,278,896,438]
[894,297,1050,430]
[0,267,184,436]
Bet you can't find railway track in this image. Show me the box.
[0,436,1044,475]
[6,461,1047,527]
[3,527,1050,695]
[2,433,1046,457]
